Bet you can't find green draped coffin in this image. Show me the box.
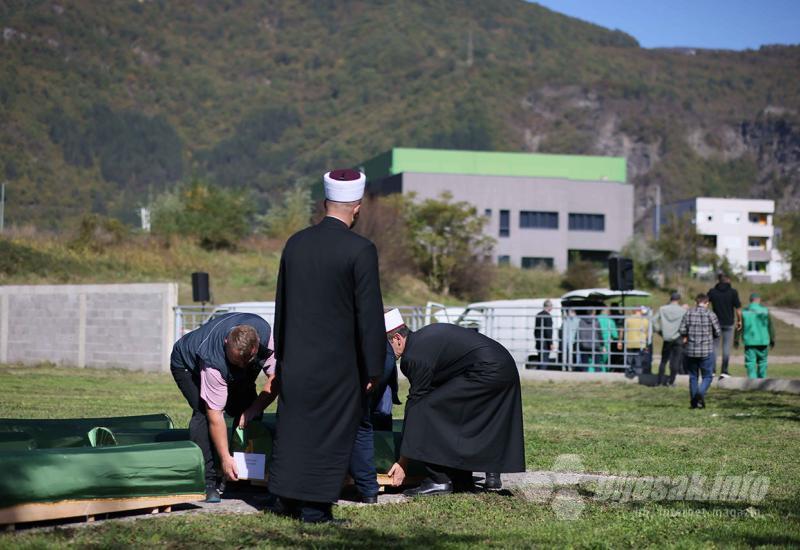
[0,441,205,508]
[0,414,174,449]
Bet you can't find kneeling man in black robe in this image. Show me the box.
[385,309,525,496]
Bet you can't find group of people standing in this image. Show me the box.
[654,273,777,408]
[169,169,525,523]
[534,301,650,373]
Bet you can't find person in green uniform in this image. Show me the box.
[594,307,618,372]
[735,293,776,379]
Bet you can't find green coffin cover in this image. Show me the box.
[0,415,174,449]
[89,428,191,447]
[0,441,205,507]
[0,432,36,451]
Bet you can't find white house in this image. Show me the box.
[664,197,791,283]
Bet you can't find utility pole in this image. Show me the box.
[0,181,5,233]
[466,29,474,68]
[653,183,661,239]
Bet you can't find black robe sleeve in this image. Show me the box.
[353,242,385,379]
[402,358,434,407]
[273,253,287,376]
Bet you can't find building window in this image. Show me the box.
[484,208,492,218]
[499,210,510,237]
[749,212,769,225]
[520,211,558,229]
[748,261,768,273]
[568,213,605,232]
[701,234,717,248]
[521,257,554,270]
[498,255,510,266]
[748,236,768,250]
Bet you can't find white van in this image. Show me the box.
[454,298,562,365]
[207,302,276,327]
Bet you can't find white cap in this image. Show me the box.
[384,308,405,333]
[323,169,366,202]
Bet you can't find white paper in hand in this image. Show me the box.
[233,452,266,480]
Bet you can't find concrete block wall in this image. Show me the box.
[0,283,178,372]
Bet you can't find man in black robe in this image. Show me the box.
[384,309,525,496]
[267,169,385,523]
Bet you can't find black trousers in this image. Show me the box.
[425,462,473,490]
[657,340,683,385]
[348,399,379,498]
[267,495,333,523]
[171,367,255,484]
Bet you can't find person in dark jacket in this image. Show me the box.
[707,273,742,379]
[384,309,525,495]
[170,312,276,502]
[348,341,401,504]
[534,300,556,366]
[266,169,386,523]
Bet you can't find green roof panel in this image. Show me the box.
[359,148,627,183]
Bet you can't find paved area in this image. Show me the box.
[773,308,800,330]
[10,470,629,533]
[518,369,800,393]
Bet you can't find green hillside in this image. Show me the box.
[1,0,799,229]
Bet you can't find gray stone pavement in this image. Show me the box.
[517,368,800,393]
[773,308,800,330]
[11,470,623,532]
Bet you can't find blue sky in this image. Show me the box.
[533,0,800,50]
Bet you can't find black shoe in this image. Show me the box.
[361,495,378,504]
[205,483,221,503]
[403,478,453,497]
[697,396,705,409]
[484,472,502,490]
[690,397,698,409]
[264,494,298,518]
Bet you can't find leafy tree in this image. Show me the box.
[151,181,252,249]
[259,180,312,240]
[620,238,662,289]
[654,213,717,282]
[354,194,418,293]
[776,212,800,280]
[406,192,495,297]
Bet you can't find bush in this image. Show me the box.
[561,255,600,290]
[354,195,417,293]
[68,214,129,253]
[259,181,312,240]
[151,181,252,249]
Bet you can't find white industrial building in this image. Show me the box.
[664,197,791,283]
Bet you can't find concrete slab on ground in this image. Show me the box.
[518,369,800,394]
[773,308,800,330]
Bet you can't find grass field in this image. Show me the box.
[1,364,799,548]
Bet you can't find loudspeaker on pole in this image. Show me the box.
[191,272,210,303]
[608,257,634,291]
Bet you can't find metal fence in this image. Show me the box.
[174,306,215,342]
[518,306,654,374]
[173,303,654,373]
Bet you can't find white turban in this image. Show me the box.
[323,169,366,202]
